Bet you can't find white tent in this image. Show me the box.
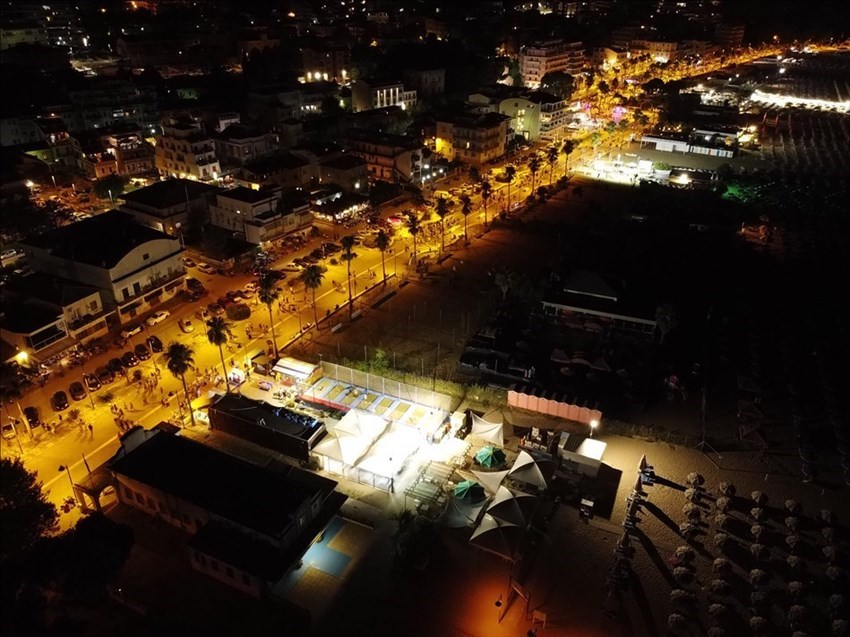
[333,409,388,445]
[472,469,509,495]
[486,485,537,527]
[313,432,371,466]
[508,450,550,490]
[469,514,522,561]
[470,412,504,446]
[356,422,420,479]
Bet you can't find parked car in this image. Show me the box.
[240,287,255,299]
[69,381,87,401]
[146,335,163,353]
[186,277,205,291]
[84,373,101,392]
[208,304,225,317]
[107,358,125,374]
[225,290,244,302]
[198,263,216,274]
[245,281,260,293]
[134,343,151,360]
[121,351,139,367]
[23,406,41,427]
[182,257,196,268]
[195,309,211,322]
[2,422,16,440]
[322,242,341,254]
[120,324,143,339]
[278,262,303,273]
[178,319,194,334]
[96,366,115,385]
[309,248,325,260]
[51,391,69,412]
[146,310,170,326]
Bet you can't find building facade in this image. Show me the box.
[344,130,424,183]
[209,186,313,245]
[155,122,221,181]
[435,112,511,166]
[519,40,585,89]
[351,79,417,113]
[118,179,219,236]
[402,68,445,98]
[213,124,278,168]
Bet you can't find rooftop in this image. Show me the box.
[22,210,177,269]
[218,186,279,204]
[109,429,338,538]
[6,272,99,308]
[210,393,323,442]
[119,179,220,211]
[217,124,270,141]
[245,151,309,175]
[320,153,366,170]
[0,301,61,334]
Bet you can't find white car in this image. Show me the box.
[278,263,303,273]
[197,263,216,275]
[145,310,170,327]
[120,324,143,339]
[241,287,256,299]
[245,281,260,292]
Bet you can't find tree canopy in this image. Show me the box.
[0,458,58,565]
[540,71,574,99]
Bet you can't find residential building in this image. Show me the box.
[155,121,221,181]
[107,427,344,599]
[610,24,642,50]
[235,27,280,59]
[519,40,585,89]
[351,79,417,113]
[497,91,568,142]
[319,153,369,193]
[103,129,156,176]
[213,125,278,168]
[630,39,678,63]
[58,78,159,133]
[234,152,317,191]
[714,23,745,49]
[0,22,47,50]
[435,112,511,166]
[118,179,220,236]
[344,130,424,183]
[71,132,119,179]
[19,211,185,324]
[14,117,77,171]
[209,186,313,244]
[1,273,112,362]
[403,67,445,98]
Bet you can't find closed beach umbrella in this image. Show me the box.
[474,446,506,468]
[453,480,485,502]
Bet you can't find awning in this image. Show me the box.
[272,356,318,381]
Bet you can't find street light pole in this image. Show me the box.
[58,464,78,504]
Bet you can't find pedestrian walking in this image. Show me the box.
[88,424,93,435]
[129,402,135,412]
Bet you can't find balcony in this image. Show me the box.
[67,309,110,332]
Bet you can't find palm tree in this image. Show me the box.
[561,139,576,178]
[164,342,195,427]
[504,165,516,210]
[468,166,481,184]
[480,179,492,225]
[205,316,232,392]
[258,272,281,355]
[375,228,390,285]
[546,145,559,185]
[459,194,472,243]
[528,155,542,195]
[300,264,325,328]
[435,197,450,252]
[340,235,357,318]
[404,210,422,263]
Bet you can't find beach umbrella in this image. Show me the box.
[823,545,838,562]
[751,524,765,540]
[750,569,767,585]
[719,481,736,497]
[684,503,701,519]
[679,522,698,539]
[708,603,727,618]
[787,555,806,572]
[708,579,729,595]
[714,533,730,549]
[712,558,730,575]
[685,487,699,502]
[750,616,768,632]
[716,496,731,512]
[822,527,836,543]
[789,605,807,625]
[687,472,704,486]
[830,594,845,612]
[453,480,485,502]
[788,581,804,599]
[751,507,765,521]
[668,613,687,632]
[786,534,802,552]
[820,509,835,526]
[826,566,842,581]
[673,567,692,583]
[750,543,768,561]
[708,628,727,637]
[670,589,693,604]
[751,591,769,607]
[785,499,802,515]
[791,631,810,637]
[715,514,730,530]
[676,546,694,562]
[751,491,768,505]
[474,446,506,468]
[785,516,799,531]
[833,619,848,636]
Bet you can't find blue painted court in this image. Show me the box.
[276,517,352,594]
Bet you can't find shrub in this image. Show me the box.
[226,303,251,321]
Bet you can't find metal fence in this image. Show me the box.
[320,361,454,411]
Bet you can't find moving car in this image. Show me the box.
[147,335,163,353]
[182,257,196,268]
[107,358,125,374]
[95,366,115,385]
[23,406,41,428]
[69,381,87,401]
[198,263,216,274]
[121,351,139,367]
[146,310,170,326]
[51,391,69,412]
[84,373,101,392]
[120,324,143,339]
[134,343,151,360]
[178,319,194,334]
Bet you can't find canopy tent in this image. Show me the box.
[469,514,523,561]
[508,450,551,490]
[454,480,486,502]
[472,469,510,495]
[470,412,504,446]
[486,485,537,527]
[333,409,388,444]
[440,497,486,529]
[272,357,320,384]
[356,422,420,480]
[313,431,371,466]
[475,446,507,469]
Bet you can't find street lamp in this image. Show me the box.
[589,419,599,438]
[58,464,78,504]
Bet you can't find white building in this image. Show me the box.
[20,211,185,325]
[209,186,313,245]
[519,41,585,89]
[155,121,221,181]
[351,79,417,113]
